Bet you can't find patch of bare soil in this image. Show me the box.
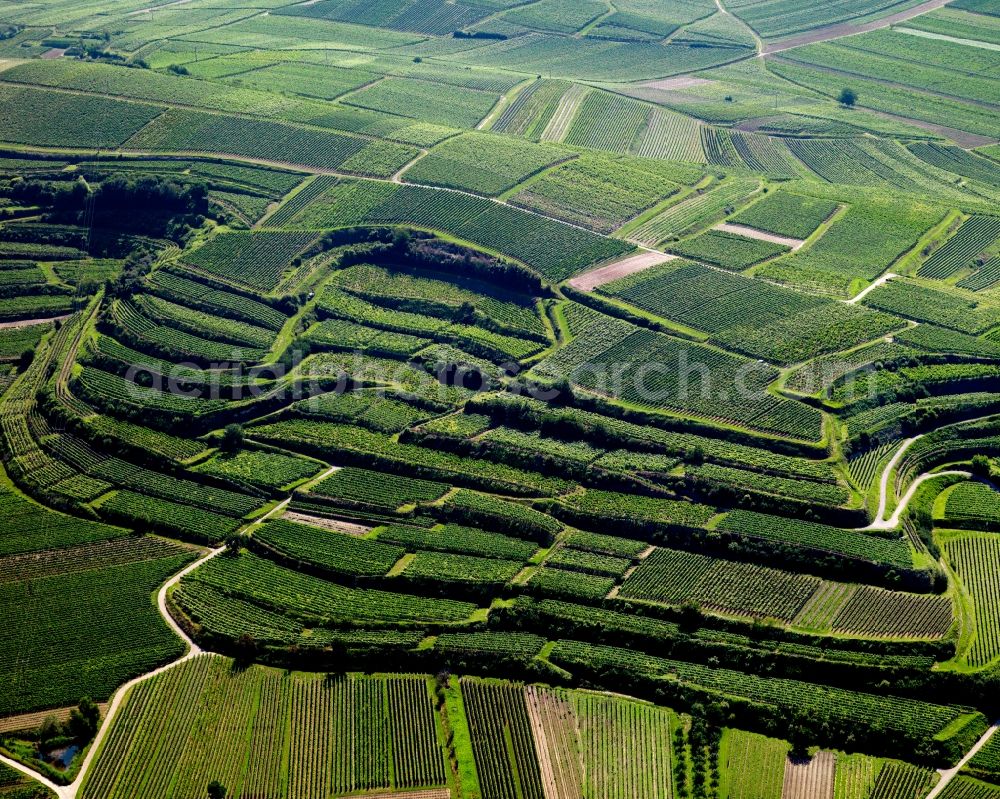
[0,314,70,330]
[282,511,371,536]
[783,750,836,799]
[716,221,805,250]
[567,251,676,291]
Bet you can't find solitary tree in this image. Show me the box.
[971,454,992,478]
[207,780,227,799]
[222,532,243,557]
[838,87,857,107]
[220,423,244,453]
[17,348,34,371]
[68,697,100,742]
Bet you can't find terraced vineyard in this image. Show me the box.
[2,1,1000,797]
[944,533,1000,668]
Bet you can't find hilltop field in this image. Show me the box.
[1,0,1000,797]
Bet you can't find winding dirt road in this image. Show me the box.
[860,435,972,531]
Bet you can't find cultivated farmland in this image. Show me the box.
[1,2,999,795]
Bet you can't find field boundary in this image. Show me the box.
[760,0,953,54]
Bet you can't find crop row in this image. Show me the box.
[635,107,704,162]
[945,534,1000,667]
[547,546,631,577]
[774,197,941,295]
[732,191,838,240]
[619,547,820,621]
[573,327,821,438]
[667,229,790,270]
[864,280,1000,335]
[1,552,192,715]
[966,734,1000,785]
[98,490,243,544]
[196,450,320,491]
[471,392,834,482]
[256,518,404,577]
[249,419,573,497]
[184,230,317,292]
[135,293,275,350]
[462,679,546,799]
[528,566,616,601]
[492,78,568,138]
[405,132,567,197]
[0,484,127,557]
[0,83,164,149]
[688,462,849,506]
[147,269,289,330]
[310,466,449,513]
[75,365,228,421]
[295,389,434,434]
[564,488,713,529]
[187,550,475,625]
[628,178,759,246]
[731,132,800,179]
[957,258,1000,292]
[0,535,188,584]
[919,215,1000,279]
[512,151,689,234]
[376,522,538,561]
[564,91,648,154]
[402,551,523,586]
[109,299,267,364]
[600,258,816,335]
[305,317,429,357]
[81,657,446,799]
[550,640,977,745]
[332,263,546,339]
[909,142,1000,189]
[831,586,952,639]
[91,457,262,517]
[718,510,912,569]
[126,108,419,176]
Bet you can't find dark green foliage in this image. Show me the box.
[0,547,194,714]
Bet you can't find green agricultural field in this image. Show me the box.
[79,658,448,799]
[760,197,943,296]
[512,151,696,233]
[3,0,1000,793]
[344,77,502,129]
[732,191,840,240]
[667,228,791,270]
[0,537,195,715]
[403,132,569,196]
[0,85,165,149]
